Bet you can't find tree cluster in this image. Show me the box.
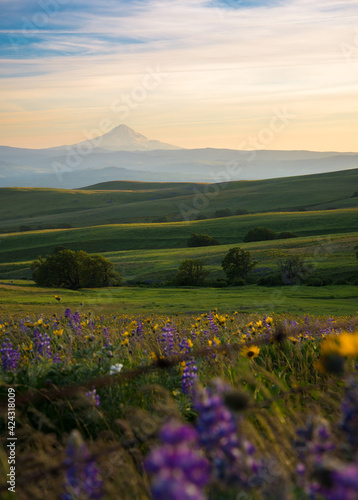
[187,233,220,247]
[243,226,297,242]
[31,249,120,290]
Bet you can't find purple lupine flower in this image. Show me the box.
[33,328,52,358]
[160,324,175,356]
[72,311,81,324]
[53,353,62,364]
[86,387,100,408]
[207,313,219,334]
[145,420,211,500]
[0,338,21,373]
[179,338,191,354]
[295,418,335,495]
[136,320,143,337]
[182,358,198,396]
[64,308,72,318]
[103,327,110,346]
[340,376,358,450]
[194,381,263,486]
[62,430,103,500]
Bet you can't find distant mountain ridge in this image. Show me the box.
[46,124,183,153]
[0,125,357,188]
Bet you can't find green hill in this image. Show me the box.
[1,232,357,287]
[0,168,357,233]
[0,207,357,263]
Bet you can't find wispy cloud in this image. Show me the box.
[0,0,357,150]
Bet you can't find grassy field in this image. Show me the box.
[0,301,358,499]
[2,232,358,286]
[0,168,357,231]
[0,280,357,316]
[0,208,357,264]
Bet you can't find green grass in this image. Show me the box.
[0,280,357,316]
[1,168,357,231]
[0,208,357,263]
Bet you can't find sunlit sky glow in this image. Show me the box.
[0,0,357,151]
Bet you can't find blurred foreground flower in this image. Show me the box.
[86,386,100,408]
[62,430,103,500]
[145,420,211,500]
[109,363,123,375]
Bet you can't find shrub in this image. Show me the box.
[243,227,277,242]
[212,278,228,288]
[230,277,247,287]
[306,277,325,287]
[277,255,308,285]
[278,231,298,239]
[222,248,256,284]
[31,249,120,290]
[257,274,283,286]
[187,233,220,247]
[214,209,233,218]
[174,259,209,286]
[235,209,249,215]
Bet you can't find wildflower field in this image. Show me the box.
[1,304,358,499]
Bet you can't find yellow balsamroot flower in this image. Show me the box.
[121,338,129,346]
[321,333,358,358]
[288,336,299,345]
[241,345,260,359]
[213,336,221,345]
[54,329,64,337]
[265,317,273,325]
[21,343,33,351]
[187,339,193,348]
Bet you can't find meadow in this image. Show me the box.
[0,305,358,499]
[1,172,358,499]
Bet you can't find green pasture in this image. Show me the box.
[0,208,357,264]
[1,232,357,285]
[0,168,357,231]
[0,280,357,317]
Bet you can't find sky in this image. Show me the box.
[0,0,357,151]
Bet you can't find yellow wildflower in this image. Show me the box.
[241,345,260,359]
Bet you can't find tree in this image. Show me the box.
[277,255,308,285]
[222,247,256,284]
[31,249,120,290]
[187,233,220,247]
[214,209,233,218]
[174,259,209,286]
[243,227,277,242]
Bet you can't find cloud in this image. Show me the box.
[0,0,357,150]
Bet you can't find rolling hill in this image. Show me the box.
[0,168,357,233]
[0,207,357,264]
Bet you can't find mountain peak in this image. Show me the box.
[92,124,182,152]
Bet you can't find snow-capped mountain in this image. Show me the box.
[63,124,183,152]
